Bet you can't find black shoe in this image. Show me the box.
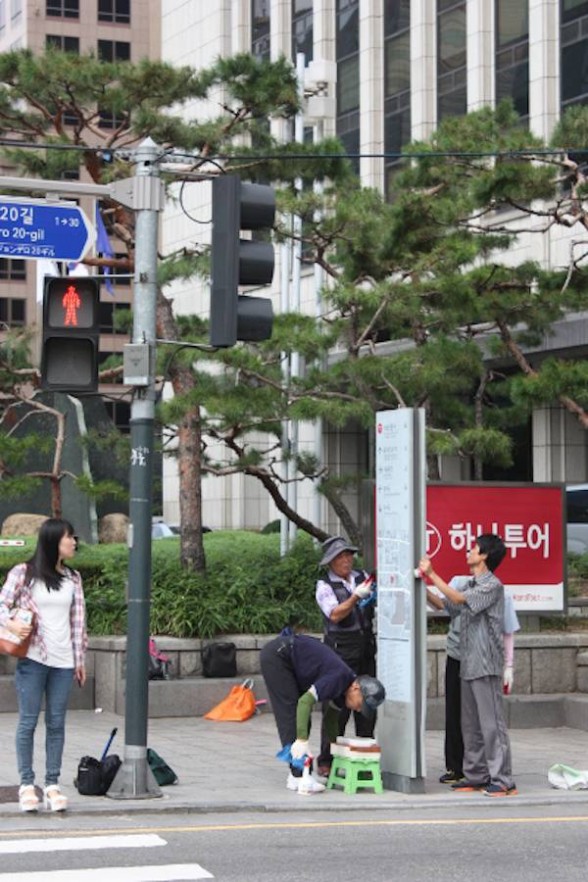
[439,770,464,784]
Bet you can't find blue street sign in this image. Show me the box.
[0,197,95,262]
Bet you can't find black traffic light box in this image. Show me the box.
[209,174,275,348]
[41,276,100,393]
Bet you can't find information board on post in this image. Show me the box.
[375,408,427,793]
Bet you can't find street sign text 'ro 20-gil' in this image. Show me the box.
[0,197,95,262]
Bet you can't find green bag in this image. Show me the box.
[147,748,178,786]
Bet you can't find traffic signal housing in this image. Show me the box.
[41,276,100,393]
[209,175,275,348]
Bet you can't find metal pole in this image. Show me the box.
[108,137,162,799]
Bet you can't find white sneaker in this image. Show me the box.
[297,774,326,796]
[287,772,301,791]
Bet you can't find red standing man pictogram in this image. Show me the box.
[62,284,81,326]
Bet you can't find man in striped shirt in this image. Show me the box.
[419,533,517,797]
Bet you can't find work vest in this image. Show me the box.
[322,572,375,635]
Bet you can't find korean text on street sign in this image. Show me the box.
[0,197,95,262]
[426,483,565,613]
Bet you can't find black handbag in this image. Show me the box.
[75,753,121,796]
[202,641,237,677]
[74,726,121,796]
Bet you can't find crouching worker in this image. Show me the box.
[260,633,386,794]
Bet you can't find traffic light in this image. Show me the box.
[41,276,100,392]
[209,174,275,348]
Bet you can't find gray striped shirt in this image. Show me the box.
[443,570,504,680]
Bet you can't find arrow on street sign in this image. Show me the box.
[0,197,95,262]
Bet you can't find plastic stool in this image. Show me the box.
[327,755,383,794]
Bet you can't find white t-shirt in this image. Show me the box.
[27,577,75,668]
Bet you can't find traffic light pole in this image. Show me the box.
[108,138,164,799]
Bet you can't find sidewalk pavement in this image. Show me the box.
[0,709,587,816]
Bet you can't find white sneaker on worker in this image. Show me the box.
[286,772,326,794]
[287,772,300,791]
[297,774,326,795]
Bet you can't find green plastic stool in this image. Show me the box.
[327,755,383,794]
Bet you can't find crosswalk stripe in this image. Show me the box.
[1,866,213,881]
[0,834,166,854]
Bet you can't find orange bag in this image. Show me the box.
[204,679,256,722]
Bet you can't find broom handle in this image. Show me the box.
[100,727,118,762]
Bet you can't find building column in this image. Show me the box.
[528,0,559,141]
[359,0,384,189]
[410,0,436,140]
[467,0,493,110]
[231,0,250,52]
[272,0,291,59]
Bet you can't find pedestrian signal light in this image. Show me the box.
[41,276,100,392]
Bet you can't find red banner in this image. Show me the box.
[426,484,565,612]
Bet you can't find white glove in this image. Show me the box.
[290,739,310,759]
[354,579,372,600]
[503,666,514,695]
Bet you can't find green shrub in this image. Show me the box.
[2,535,585,638]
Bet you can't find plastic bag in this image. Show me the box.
[204,678,256,721]
[548,763,588,790]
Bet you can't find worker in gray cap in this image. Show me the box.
[315,536,378,777]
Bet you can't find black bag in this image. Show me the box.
[75,753,121,796]
[147,748,178,786]
[202,641,237,678]
[74,726,121,796]
[148,654,172,680]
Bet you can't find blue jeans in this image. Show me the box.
[15,658,74,787]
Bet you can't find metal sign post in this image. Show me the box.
[375,408,427,793]
[107,138,164,799]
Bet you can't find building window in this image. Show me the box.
[10,0,21,20]
[103,399,130,433]
[46,34,80,53]
[99,301,130,333]
[97,40,131,63]
[292,0,313,63]
[0,297,26,327]
[46,0,78,17]
[252,0,270,60]
[384,0,411,197]
[0,258,26,281]
[98,108,127,129]
[561,0,588,108]
[495,0,528,120]
[437,0,467,122]
[98,0,130,24]
[336,0,360,174]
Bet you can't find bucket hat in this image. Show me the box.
[319,535,358,567]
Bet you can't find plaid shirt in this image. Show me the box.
[0,562,88,668]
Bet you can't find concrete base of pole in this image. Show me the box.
[382,772,426,794]
[106,745,162,799]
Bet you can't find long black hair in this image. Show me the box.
[25,518,76,592]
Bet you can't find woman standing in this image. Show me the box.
[0,518,87,813]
